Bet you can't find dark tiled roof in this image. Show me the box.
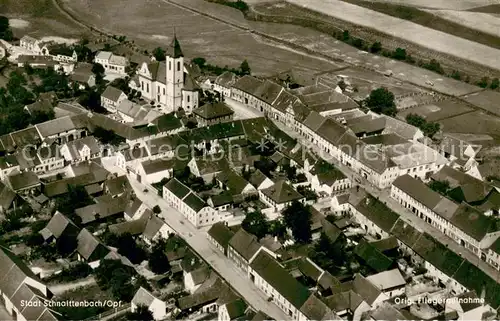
[40,211,79,240]
[217,170,251,195]
[164,178,190,199]
[225,298,248,319]
[8,171,41,191]
[228,228,261,261]
[193,102,234,120]
[143,214,166,241]
[210,192,233,207]
[353,196,399,233]
[183,192,206,213]
[450,203,500,241]
[207,222,235,249]
[76,228,110,261]
[351,273,382,305]
[354,240,393,273]
[260,180,303,204]
[232,76,263,94]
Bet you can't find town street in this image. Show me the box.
[100,159,288,320]
[271,120,500,281]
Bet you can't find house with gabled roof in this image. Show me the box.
[259,180,305,212]
[0,244,61,321]
[100,86,127,113]
[39,211,80,243]
[366,269,406,298]
[230,75,263,107]
[324,290,370,321]
[35,115,87,144]
[353,240,394,273]
[142,214,173,245]
[227,228,262,274]
[0,181,19,214]
[75,228,123,268]
[218,298,248,321]
[306,159,351,196]
[207,222,234,255]
[75,193,128,225]
[188,156,230,184]
[163,178,219,227]
[7,171,41,194]
[94,51,128,75]
[248,169,274,191]
[391,174,500,269]
[213,71,238,97]
[137,158,187,185]
[216,169,256,197]
[193,102,234,126]
[131,287,167,320]
[60,136,101,164]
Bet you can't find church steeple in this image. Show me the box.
[167,29,183,58]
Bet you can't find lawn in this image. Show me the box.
[340,0,500,50]
[59,0,341,76]
[1,0,86,38]
[398,99,474,122]
[439,111,500,145]
[54,284,110,320]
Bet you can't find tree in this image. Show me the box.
[148,240,170,274]
[428,180,450,196]
[365,87,397,116]
[55,185,93,222]
[242,210,269,240]
[240,59,251,76]
[93,126,125,146]
[30,109,55,125]
[282,201,312,244]
[0,16,13,41]
[422,122,440,138]
[405,113,426,128]
[491,78,499,90]
[342,30,350,41]
[192,57,206,69]
[78,89,102,111]
[92,63,105,76]
[392,48,407,60]
[152,47,166,61]
[406,113,440,138]
[94,259,137,301]
[126,305,154,321]
[105,232,147,264]
[450,70,461,81]
[370,41,382,53]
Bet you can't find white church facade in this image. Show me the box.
[137,34,199,114]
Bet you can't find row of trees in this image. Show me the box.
[0,16,13,41]
[191,57,251,76]
[405,113,441,138]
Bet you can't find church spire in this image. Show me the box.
[167,28,183,58]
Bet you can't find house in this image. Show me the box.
[163,178,219,227]
[227,228,261,274]
[248,169,274,190]
[7,171,41,194]
[230,75,263,106]
[60,136,101,163]
[131,287,167,320]
[24,98,54,116]
[103,175,131,197]
[17,55,59,68]
[39,211,79,243]
[343,273,388,308]
[445,291,490,321]
[218,298,248,321]
[325,290,370,321]
[70,62,96,89]
[391,174,500,267]
[35,115,87,144]
[94,51,128,75]
[52,50,77,63]
[216,169,256,197]
[369,302,407,321]
[366,269,406,298]
[75,228,112,268]
[439,134,479,171]
[353,240,394,273]
[75,194,127,225]
[124,196,149,221]
[208,192,234,212]
[137,34,199,113]
[193,102,235,126]
[259,180,305,212]
[184,266,210,293]
[176,276,227,315]
[188,157,230,183]
[306,159,351,196]
[207,222,235,254]
[101,86,127,112]
[248,250,310,319]
[142,215,173,245]
[0,181,19,213]
[19,35,50,55]
[213,71,238,97]
[0,244,61,321]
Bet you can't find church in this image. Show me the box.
[137,34,199,114]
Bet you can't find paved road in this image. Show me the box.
[100,159,287,320]
[272,120,500,281]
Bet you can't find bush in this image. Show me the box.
[49,262,93,282]
[392,47,407,60]
[152,205,161,214]
[370,41,382,53]
[491,78,499,90]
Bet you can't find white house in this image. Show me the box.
[213,71,238,97]
[94,51,128,75]
[248,169,274,191]
[35,115,87,144]
[184,266,210,293]
[53,50,78,63]
[259,180,305,212]
[207,222,234,255]
[218,298,248,321]
[142,215,174,245]
[101,86,127,113]
[137,34,199,113]
[306,159,351,196]
[60,136,101,164]
[163,178,219,227]
[19,35,50,55]
[131,287,168,320]
[445,291,492,321]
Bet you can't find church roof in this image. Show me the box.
[167,34,183,58]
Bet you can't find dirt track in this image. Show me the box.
[288,0,500,72]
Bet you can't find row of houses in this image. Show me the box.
[330,187,500,310]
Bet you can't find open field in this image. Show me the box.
[439,111,500,145]
[339,0,500,49]
[368,0,496,10]
[462,91,500,117]
[0,0,86,38]
[424,9,500,38]
[59,0,342,76]
[287,0,500,71]
[247,5,480,96]
[469,4,500,13]
[398,99,475,122]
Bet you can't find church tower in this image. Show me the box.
[165,31,184,112]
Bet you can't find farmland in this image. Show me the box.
[397,99,475,122]
[286,0,500,71]
[58,0,342,76]
[367,0,495,10]
[439,111,500,145]
[0,0,85,38]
